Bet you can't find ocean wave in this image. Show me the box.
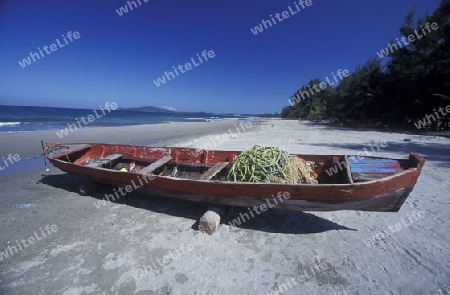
[0,122,20,127]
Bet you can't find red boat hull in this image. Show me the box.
[45,143,425,212]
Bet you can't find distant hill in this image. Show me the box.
[120,106,269,117]
[121,106,175,113]
[121,106,219,116]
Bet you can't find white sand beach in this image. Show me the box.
[0,119,449,295]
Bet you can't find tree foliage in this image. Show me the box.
[280,0,450,126]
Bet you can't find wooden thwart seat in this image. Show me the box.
[199,162,229,181]
[345,156,354,184]
[140,156,172,175]
[86,154,123,168]
[330,156,340,183]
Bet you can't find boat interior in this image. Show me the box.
[47,144,414,184]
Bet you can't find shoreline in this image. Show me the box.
[0,120,251,155]
[0,119,261,176]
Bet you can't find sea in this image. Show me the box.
[0,105,246,133]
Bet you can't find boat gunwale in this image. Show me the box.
[45,142,424,190]
[45,142,425,168]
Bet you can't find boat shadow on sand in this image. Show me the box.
[221,207,354,234]
[38,173,354,235]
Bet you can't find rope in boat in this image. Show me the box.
[226,146,292,183]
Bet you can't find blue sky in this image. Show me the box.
[0,0,441,114]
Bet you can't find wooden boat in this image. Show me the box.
[44,143,425,212]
